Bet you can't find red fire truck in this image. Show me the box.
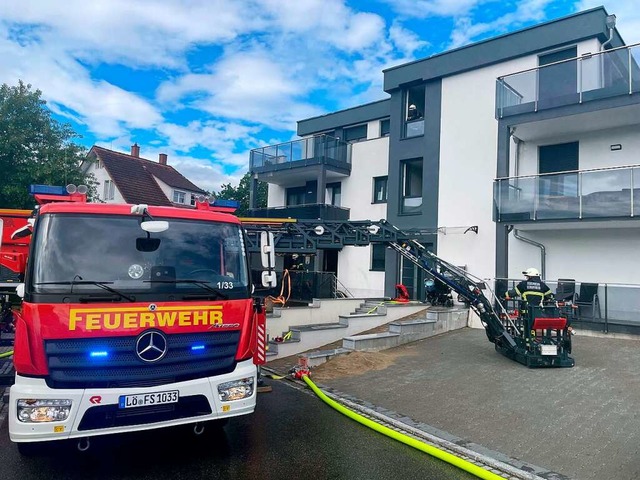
[2,185,274,454]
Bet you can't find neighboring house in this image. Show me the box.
[83,144,206,207]
[248,6,640,300]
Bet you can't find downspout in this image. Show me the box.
[511,227,546,280]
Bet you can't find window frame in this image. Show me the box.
[343,124,368,143]
[372,176,388,204]
[370,244,386,272]
[400,158,423,215]
[173,190,187,204]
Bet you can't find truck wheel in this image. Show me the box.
[17,442,42,456]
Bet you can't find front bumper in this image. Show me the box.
[9,359,257,443]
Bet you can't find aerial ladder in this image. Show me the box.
[242,218,575,368]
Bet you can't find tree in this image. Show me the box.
[215,172,267,217]
[0,81,97,209]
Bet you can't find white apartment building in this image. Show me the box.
[248,7,640,327]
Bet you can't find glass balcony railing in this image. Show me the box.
[249,134,351,171]
[494,164,640,222]
[496,43,640,117]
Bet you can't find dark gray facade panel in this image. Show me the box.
[387,80,442,234]
[496,224,509,280]
[297,99,390,136]
[384,7,619,91]
[495,124,511,279]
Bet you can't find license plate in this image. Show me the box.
[119,390,179,409]
[540,345,558,356]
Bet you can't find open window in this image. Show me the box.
[404,84,425,138]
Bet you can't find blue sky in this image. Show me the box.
[1,0,638,192]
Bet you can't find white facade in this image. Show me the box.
[338,128,389,298]
[438,37,640,286]
[84,161,125,203]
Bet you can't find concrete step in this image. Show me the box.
[343,332,401,351]
[343,307,469,352]
[302,348,352,367]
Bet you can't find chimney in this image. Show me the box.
[131,143,140,157]
[159,153,168,165]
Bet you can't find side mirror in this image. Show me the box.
[141,221,169,233]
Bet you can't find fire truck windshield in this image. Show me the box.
[27,213,250,302]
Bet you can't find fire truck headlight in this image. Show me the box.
[217,377,254,402]
[17,399,72,423]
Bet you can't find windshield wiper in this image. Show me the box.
[35,280,135,302]
[144,279,228,300]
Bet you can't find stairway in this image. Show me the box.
[301,306,469,367]
[265,299,426,360]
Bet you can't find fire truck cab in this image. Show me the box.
[3,185,274,454]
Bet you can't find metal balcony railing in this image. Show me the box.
[496,43,640,117]
[494,164,640,222]
[249,134,351,171]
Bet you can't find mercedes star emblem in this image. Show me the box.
[136,330,168,363]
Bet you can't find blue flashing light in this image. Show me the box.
[90,351,109,358]
[191,345,205,352]
[212,199,240,209]
[29,185,67,196]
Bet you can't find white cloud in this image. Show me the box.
[449,0,552,48]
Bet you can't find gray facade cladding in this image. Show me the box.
[297,99,390,137]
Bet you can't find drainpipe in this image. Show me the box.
[600,14,616,51]
[511,228,546,280]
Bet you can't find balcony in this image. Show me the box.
[248,203,350,221]
[494,164,640,227]
[249,135,351,186]
[496,43,640,118]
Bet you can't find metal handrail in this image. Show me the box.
[250,134,343,154]
[497,41,640,80]
[495,163,640,181]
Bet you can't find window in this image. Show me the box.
[286,186,307,206]
[173,190,186,204]
[401,159,423,214]
[404,84,425,138]
[190,194,197,206]
[380,119,390,137]
[326,182,341,206]
[343,124,367,143]
[103,180,115,201]
[373,176,388,203]
[371,244,386,271]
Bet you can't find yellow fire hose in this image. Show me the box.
[301,374,503,480]
[0,350,13,359]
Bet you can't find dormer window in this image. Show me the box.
[173,190,186,204]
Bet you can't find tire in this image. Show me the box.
[17,442,43,456]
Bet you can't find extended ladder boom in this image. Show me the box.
[243,218,573,367]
